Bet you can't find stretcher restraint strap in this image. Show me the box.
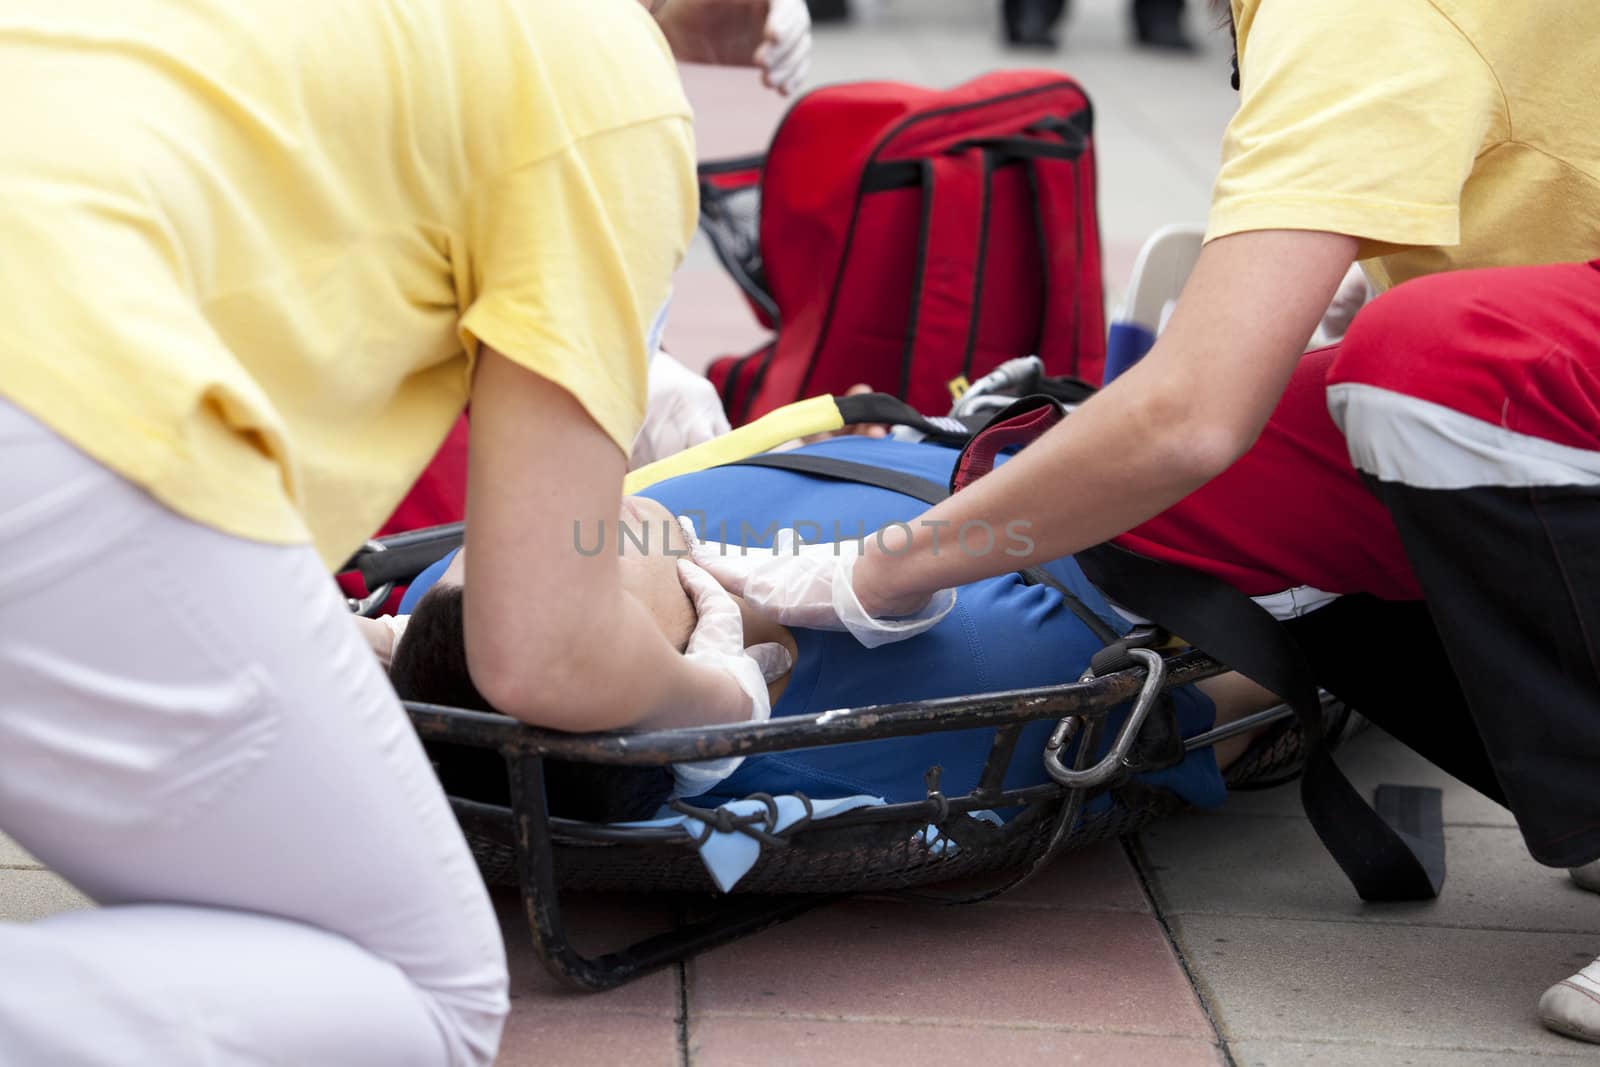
[624,394,846,496]
[352,390,1043,586]
[1075,542,1446,902]
[624,391,984,496]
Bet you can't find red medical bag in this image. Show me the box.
[704,70,1106,425]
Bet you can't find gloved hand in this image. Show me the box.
[354,613,410,669]
[1316,263,1374,344]
[680,518,957,649]
[756,0,812,96]
[671,558,784,796]
[630,350,732,469]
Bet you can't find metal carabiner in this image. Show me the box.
[345,539,396,618]
[1042,647,1168,789]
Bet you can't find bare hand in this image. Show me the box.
[656,0,812,95]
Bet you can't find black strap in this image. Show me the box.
[832,392,984,446]
[723,452,1118,644]
[347,522,466,587]
[729,453,952,505]
[1076,542,1445,902]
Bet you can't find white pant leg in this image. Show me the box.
[0,401,507,1066]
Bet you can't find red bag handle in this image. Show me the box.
[949,395,1065,493]
[901,150,991,399]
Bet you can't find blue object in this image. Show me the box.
[401,437,1224,812]
[1103,321,1157,383]
[399,549,459,614]
[642,437,1224,811]
[624,794,884,892]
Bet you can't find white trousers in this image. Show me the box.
[0,401,507,1066]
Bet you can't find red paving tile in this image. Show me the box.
[691,1018,1223,1067]
[920,840,1151,913]
[689,898,1210,1037]
[496,889,684,1065]
[497,1013,681,1067]
[495,889,679,1017]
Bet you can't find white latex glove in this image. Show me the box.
[1316,263,1374,345]
[630,350,733,469]
[671,558,780,796]
[355,613,410,669]
[680,518,957,649]
[756,0,812,96]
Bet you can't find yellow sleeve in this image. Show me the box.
[458,115,699,455]
[1208,0,1506,258]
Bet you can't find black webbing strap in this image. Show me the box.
[832,391,986,446]
[1076,542,1445,901]
[723,452,1118,644]
[728,453,951,506]
[349,522,466,588]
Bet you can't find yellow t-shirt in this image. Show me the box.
[0,0,697,567]
[1209,0,1600,291]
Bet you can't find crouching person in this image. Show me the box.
[0,0,745,1062]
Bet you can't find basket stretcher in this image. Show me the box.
[344,391,1337,992]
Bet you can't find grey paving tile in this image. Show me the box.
[1220,727,1517,829]
[1230,1039,1595,1065]
[1092,119,1216,248]
[0,832,42,869]
[1140,814,1599,933]
[1171,914,1600,1054]
[0,868,92,923]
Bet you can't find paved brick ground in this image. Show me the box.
[488,842,1224,1066]
[6,1,1597,1064]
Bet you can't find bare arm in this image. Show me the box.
[655,0,768,66]
[462,348,751,732]
[854,230,1360,615]
[653,0,810,95]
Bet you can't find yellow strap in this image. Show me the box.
[623,394,846,494]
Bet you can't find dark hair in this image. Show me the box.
[1212,0,1239,90]
[389,584,674,822]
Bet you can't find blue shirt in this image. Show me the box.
[404,437,1224,809]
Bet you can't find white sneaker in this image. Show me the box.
[1570,860,1600,894]
[1540,958,1600,1044]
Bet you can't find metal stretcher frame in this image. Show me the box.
[404,652,1246,990]
[388,600,1281,990]
[344,392,1311,990]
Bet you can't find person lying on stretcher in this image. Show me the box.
[380,434,1283,822]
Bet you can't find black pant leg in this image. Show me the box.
[1002,0,1068,39]
[1369,479,1600,867]
[1285,595,1506,808]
